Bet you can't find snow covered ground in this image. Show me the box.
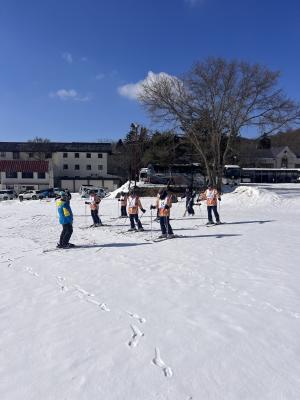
[0,184,300,400]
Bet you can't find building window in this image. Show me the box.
[0,152,6,157]
[38,172,46,179]
[13,152,19,159]
[98,165,103,170]
[86,153,91,158]
[28,153,34,158]
[295,164,300,168]
[6,171,17,178]
[63,164,68,170]
[75,153,80,158]
[75,164,80,170]
[63,153,68,158]
[45,153,52,159]
[98,153,103,158]
[22,172,33,179]
[86,165,91,171]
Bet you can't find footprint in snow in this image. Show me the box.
[127,311,146,324]
[152,347,173,378]
[128,324,144,348]
[74,285,95,297]
[87,298,110,312]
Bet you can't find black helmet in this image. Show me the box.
[159,189,167,200]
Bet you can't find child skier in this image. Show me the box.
[186,190,196,216]
[118,191,128,217]
[85,190,102,227]
[127,188,145,231]
[150,189,174,238]
[56,191,74,248]
[199,183,221,225]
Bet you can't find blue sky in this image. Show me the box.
[0,0,299,142]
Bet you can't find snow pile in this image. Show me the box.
[108,180,138,198]
[229,185,281,207]
[108,180,159,198]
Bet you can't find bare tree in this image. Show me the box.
[27,137,52,160]
[139,57,300,188]
[28,137,51,143]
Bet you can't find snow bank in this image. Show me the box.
[228,186,281,207]
[108,181,161,198]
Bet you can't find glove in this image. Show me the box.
[141,208,146,213]
[150,205,156,210]
[164,204,170,210]
[218,198,221,201]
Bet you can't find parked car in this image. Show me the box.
[81,187,107,199]
[19,190,45,201]
[53,188,63,197]
[0,190,16,200]
[40,188,55,198]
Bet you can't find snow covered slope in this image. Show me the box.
[0,185,300,399]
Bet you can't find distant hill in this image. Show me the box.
[270,129,300,154]
[239,129,300,157]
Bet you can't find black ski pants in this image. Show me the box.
[60,223,73,246]
[91,209,101,225]
[207,206,220,223]
[129,214,143,229]
[159,216,173,235]
[121,205,127,217]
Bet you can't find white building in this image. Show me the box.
[0,160,54,192]
[0,142,121,192]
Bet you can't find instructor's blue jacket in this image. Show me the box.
[56,199,73,225]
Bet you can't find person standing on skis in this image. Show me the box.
[56,191,74,248]
[150,189,174,238]
[85,190,102,227]
[118,191,128,217]
[199,183,221,225]
[127,188,145,231]
[186,190,196,216]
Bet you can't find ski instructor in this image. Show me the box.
[56,191,74,248]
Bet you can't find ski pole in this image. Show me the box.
[165,215,169,236]
[150,209,153,241]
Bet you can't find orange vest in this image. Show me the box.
[156,195,172,217]
[89,195,101,210]
[201,189,219,206]
[128,195,142,214]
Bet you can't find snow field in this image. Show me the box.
[0,185,300,399]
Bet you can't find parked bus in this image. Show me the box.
[139,163,205,187]
[223,165,242,185]
[241,168,300,183]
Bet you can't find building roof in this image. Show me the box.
[0,142,112,153]
[0,160,49,173]
[255,146,297,159]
